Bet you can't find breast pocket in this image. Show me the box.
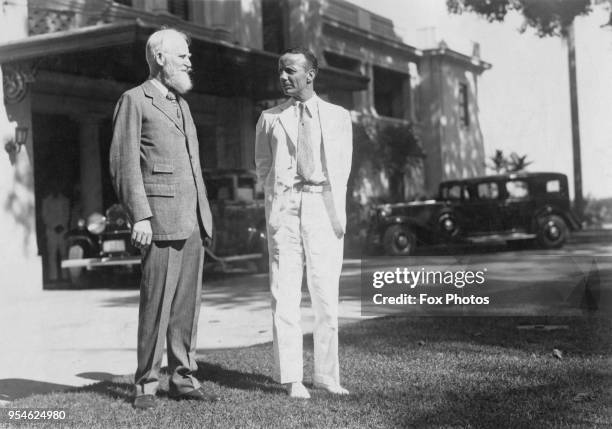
[152,163,174,175]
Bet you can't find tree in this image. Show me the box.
[446,0,592,36]
[485,149,532,173]
[447,0,594,218]
[486,149,508,173]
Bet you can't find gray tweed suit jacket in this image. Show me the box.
[109,79,213,241]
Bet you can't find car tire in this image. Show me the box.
[383,225,416,256]
[536,215,568,249]
[67,244,88,288]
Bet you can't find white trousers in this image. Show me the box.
[268,189,344,386]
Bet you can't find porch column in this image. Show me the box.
[354,62,375,115]
[78,116,103,217]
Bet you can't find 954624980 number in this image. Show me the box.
[1,408,68,422]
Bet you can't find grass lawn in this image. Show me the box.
[4,316,612,428]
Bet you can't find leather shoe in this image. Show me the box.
[133,394,156,410]
[170,387,220,402]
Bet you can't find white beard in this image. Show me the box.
[163,66,193,94]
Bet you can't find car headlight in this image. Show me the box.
[442,218,455,231]
[379,205,392,217]
[87,212,107,235]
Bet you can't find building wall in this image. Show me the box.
[278,0,426,204]
[0,0,42,291]
[190,0,263,49]
[419,51,486,196]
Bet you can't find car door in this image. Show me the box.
[499,179,535,232]
[461,180,505,234]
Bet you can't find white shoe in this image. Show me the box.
[313,382,349,395]
[287,382,310,399]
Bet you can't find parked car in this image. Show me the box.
[61,169,268,287]
[61,203,139,287]
[366,172,581,256]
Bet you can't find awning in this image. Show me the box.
[0,19,369,100]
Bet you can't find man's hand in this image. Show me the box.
[132,219,152,250]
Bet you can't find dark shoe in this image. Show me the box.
[170,387,220,402]
[133,394,156,409]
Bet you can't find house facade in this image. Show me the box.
[0,0,489,288]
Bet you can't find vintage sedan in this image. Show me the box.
[366,172,581,256]
[61,169,268,286]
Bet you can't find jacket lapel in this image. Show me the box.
[277,99,298,148]
[179,97,198,156]
[317,98,335,163]
[142,80,186,135]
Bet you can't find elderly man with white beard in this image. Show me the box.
[109,28,216,410]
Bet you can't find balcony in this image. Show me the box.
[27,0,230,42]
[323,0,399,41]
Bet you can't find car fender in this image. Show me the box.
[533,205,580,231]
[434,208,463,239]
[65,232,96,255]
[378,215,423,230]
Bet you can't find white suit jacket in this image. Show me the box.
[255,96,353,237]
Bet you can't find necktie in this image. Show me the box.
[166,91,183,123]
[297,102,315,181]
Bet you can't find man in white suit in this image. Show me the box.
[255,47,352,399]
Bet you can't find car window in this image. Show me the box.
[477,182,499,200]
[546,179,561,193]
[207,177,234,201]
[236,177,255,202]
[445,185,462,200]
[506,180,529,199]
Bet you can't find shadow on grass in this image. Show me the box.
[0,379,74,401]
[194,362,283,395]
[0,374,134,403]
[403,377,612,428]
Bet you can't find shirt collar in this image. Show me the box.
[294,94,319,117]
[149,78,169,97]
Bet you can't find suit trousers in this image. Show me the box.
[134,222,205,396]
[269,189,344,386]
[45,229,66,281]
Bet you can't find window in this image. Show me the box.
[459,82,469,127]
[324,52,360,73]
[506,180,529,199]
[546,180,561,193]
[168,0,189,20]
[262,0,287,53]
[373,66,407,119]
[323,52,361,110]
[441,185,463,200]
[477,182,499,200]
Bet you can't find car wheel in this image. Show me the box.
[537,215,568,249]
[67,244,88,288]
[383,225,416,256]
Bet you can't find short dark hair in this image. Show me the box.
[281,47,318,73]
